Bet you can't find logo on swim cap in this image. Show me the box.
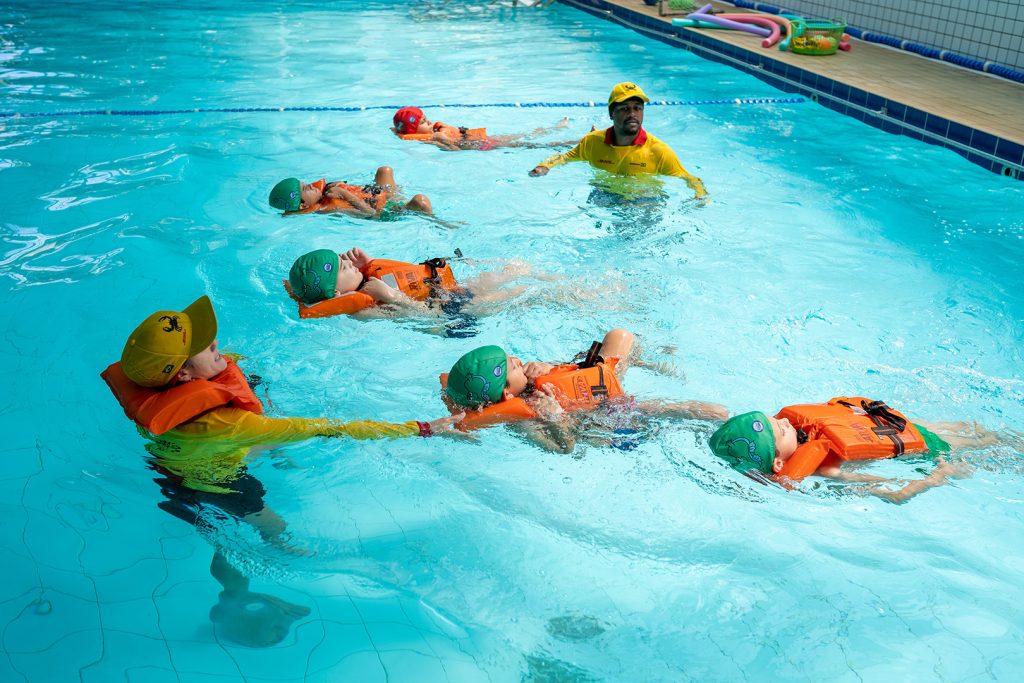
[493,366,503,377]
[752,420,764,433]
[323,262,332,272]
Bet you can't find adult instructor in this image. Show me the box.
[529,82,707,199]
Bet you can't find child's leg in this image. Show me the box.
[598,327,630,376]
[525,117,570,137]
[636,399,729,422]
[374,166,398,188]
[916,420,1003,449]
[462,261,558,307]
[404,193,433,214]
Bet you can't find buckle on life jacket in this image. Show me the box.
[421,257,448,285]
[838,398,908,455]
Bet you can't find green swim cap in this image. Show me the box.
[269,178,302,212]
[446,345,508,408]
[289,249,338,304]
[708,411,775,474]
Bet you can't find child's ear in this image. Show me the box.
[772,457,784,473]
[175,367,193,383]
[502,388,515,401]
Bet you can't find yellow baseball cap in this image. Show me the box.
[120,295,218,387]
[608,82,650,106]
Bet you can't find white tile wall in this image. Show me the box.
[765,0,1024,69]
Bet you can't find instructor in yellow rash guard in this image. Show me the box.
[529,82,707,199]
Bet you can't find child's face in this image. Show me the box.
[504,355,529,398]
[299,182,323,209]
[180,339,228,381]
[333,254,364,296]
[416,117,433,134]
[768,416,799,471]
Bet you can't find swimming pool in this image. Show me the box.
[3,0,1024,680]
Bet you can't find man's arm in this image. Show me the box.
[529,140,586,176]
[655,143,708,199]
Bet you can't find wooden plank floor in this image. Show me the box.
[606,0,1024,145]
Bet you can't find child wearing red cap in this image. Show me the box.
[392,106,576,151]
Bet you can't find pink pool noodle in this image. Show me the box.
[716,14,783,47]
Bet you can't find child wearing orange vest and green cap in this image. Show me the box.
[442,328,729,452]
[392,106,576,151]
[285,246,547,336]
[529,82,707,200]
[268,166,432,218]
[708,400,1011,502]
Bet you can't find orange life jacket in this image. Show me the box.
[398,122,487,142]
[101,358,262,436]
[294,179,389,214]
[285,257,459,319]
[774,396,927,483]
[440,358,624,431]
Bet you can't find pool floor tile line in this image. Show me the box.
[560,0,1024,180]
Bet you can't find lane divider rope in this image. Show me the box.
[0,97,806,120]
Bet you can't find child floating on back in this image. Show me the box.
[709,398,1018,502]
[268,166,431,219]
[442,328,728,452]
[392,106,576,151]
[286,247,546,336]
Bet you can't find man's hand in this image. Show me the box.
[529,166,549,177]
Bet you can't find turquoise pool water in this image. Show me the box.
[3,1,1024,681]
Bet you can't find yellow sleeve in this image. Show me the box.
[536,140,585,170]
[165,407,423,449]
[654,141,707,198]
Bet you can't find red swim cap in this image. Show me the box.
[393,107,424,133]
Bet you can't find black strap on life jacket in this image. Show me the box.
[837,398,908,455]
[420,257,448,286]
[570,341,609,399]
[574,341,604,369]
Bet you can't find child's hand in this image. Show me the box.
[523,361,555,379]
[339,247,371,268]
[532,385,565,421]
[428,413,465,434]
[362,277,398,303]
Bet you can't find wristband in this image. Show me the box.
[417,421,433,438]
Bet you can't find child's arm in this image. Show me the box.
[509,420,576,454]
[821,458,971,504]
[325,186,376,216]
[360,278,431,313]
[429,132,463,151]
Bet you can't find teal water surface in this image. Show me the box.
[2,1,1024,681]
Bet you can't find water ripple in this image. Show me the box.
[1,217,126,287]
